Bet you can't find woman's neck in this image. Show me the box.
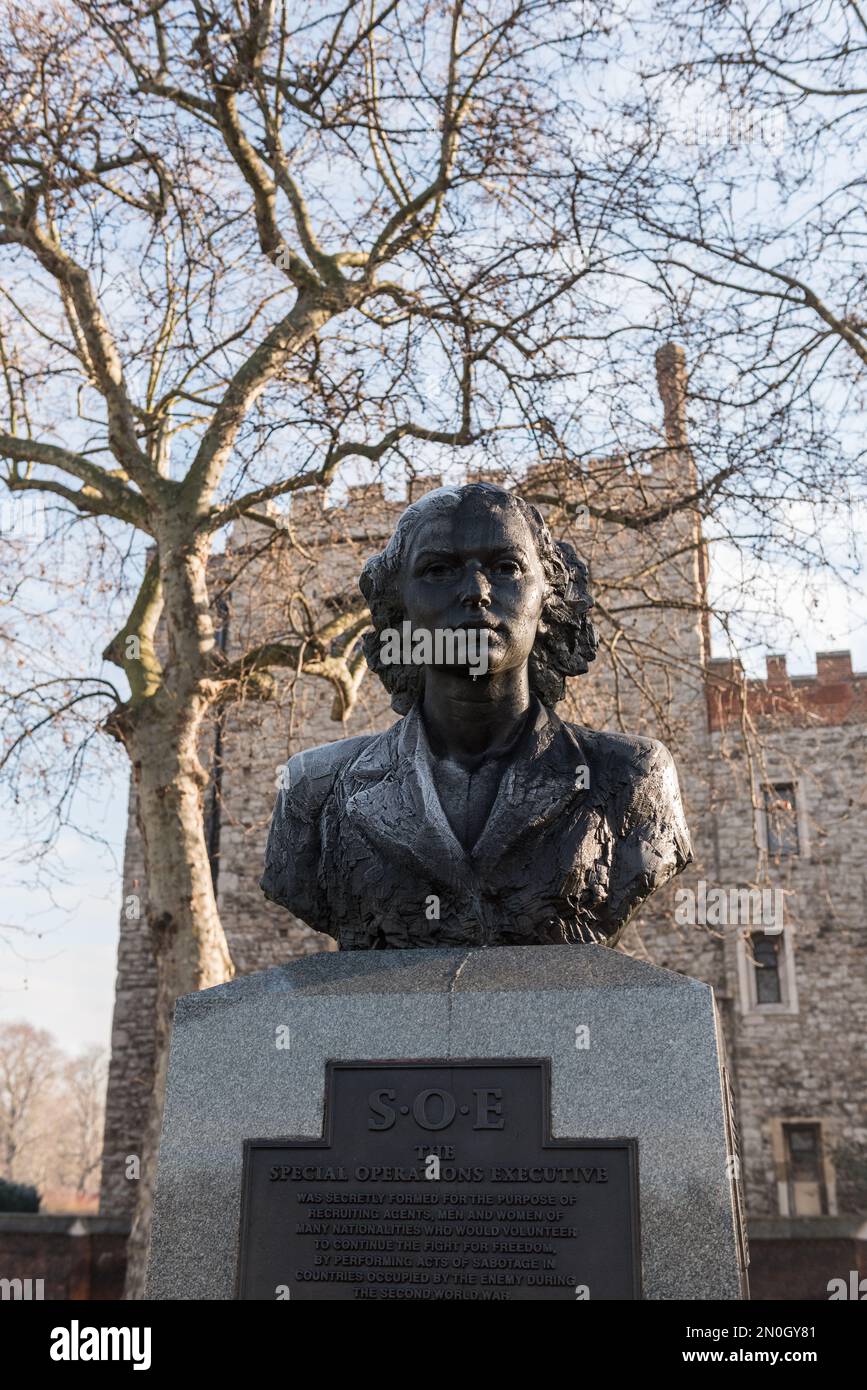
[420,668,533,765]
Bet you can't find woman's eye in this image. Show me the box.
[494,560,521,576]
[424,562,454,578]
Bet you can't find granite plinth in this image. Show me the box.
[147,946,745,1300]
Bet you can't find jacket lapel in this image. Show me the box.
[470,702,590,877]
[342,705,475,893]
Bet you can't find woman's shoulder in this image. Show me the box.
[557,716,677,782]
[278,731,379,804]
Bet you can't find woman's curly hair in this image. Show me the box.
[359,482,598,714]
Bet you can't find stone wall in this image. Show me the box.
[99,787,157,1219]
[701,667,867,1225]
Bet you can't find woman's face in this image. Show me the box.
[399,494,548,677]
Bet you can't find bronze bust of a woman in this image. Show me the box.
[262,482,692,947]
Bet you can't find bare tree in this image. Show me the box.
[0,0,631,1294]
[0,1019,63,1180]
[58,1045,108,1199]
[606,0,867,453]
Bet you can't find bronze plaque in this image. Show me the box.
[236,1060,640,1300]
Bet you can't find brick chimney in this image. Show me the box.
[816,650,853,684]
[766,654,788,683]
[654,342,688,452]
[707,655,745,680]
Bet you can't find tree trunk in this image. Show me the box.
[121,530,235,1298]
[121,706,234,1298]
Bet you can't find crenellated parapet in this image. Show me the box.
[707,650,867,731]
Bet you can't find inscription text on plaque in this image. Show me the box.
[236,1060,640,1300]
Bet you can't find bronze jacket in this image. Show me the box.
[261,698,692,949]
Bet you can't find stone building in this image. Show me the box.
[99,346,867,1299]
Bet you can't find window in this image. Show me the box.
[737,924,798,1015]
[751,932,782,1005]
[771,1119,836,1217]
[763,783,799,858]
[783,1124,828,1216]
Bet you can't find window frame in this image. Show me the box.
[757,778,810,861]
[736,923,799,1016]
[770,1119,836,1218]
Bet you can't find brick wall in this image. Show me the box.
[0,1216,128,1301]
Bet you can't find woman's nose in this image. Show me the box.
[460,566,491,608]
